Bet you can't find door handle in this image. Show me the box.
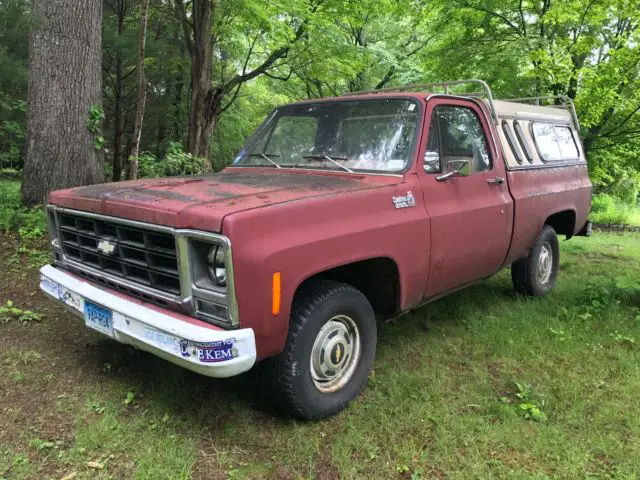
[487,177,505,185]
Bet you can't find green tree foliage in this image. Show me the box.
[0,0,29,169]
[427,0,640,198]
[1,0,639,205]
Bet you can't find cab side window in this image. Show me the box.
[424,105,491,174]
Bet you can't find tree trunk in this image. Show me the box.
[22,0,103,207]
[155,117,167,159]
[112,54,126,181]
[172,74,185,145]
[112,2,127,182]
[128,0,150,181]
[187,0,213,166]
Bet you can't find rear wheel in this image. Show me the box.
[268,281,376,420]
[511,225,559,296]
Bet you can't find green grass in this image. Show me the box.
[1,232,640,479]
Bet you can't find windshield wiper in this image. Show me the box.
[302,154,354,173]
[248,152,282,169]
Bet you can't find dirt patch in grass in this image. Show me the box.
[0,234,132,477]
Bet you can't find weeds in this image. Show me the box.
[3,349,41,366]
[8,246,50,269]
[123,391,136,406]
[500,382,548,422]
[0,300,43,323]
[610,332,636,346]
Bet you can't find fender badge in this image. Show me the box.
[392,191,416,209]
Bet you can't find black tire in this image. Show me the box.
[267,280,376,420]
[511,224,560,296]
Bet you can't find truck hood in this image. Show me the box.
[49,168,401,232]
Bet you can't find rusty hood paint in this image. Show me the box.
[49,167,401,232]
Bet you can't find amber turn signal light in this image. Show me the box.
[272,272,281,316]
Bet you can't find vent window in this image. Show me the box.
[501,120,524,164]
[513,121,534,163]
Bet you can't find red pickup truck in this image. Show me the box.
[40,80,592,419]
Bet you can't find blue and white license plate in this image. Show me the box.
[84,301,114,337]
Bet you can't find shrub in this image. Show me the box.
[136,142,205,179]
[608,174,640,207]
[0,98,27,170]
[590,193,631,225]
[590,193,616,215]
[0,180,47,237]
[137,152,161,178]
[589,147,640,207]
[0,167,21,179]
[163,142,206,176]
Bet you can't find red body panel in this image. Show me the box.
[47,92,592,362]
[49,170,380,231]
[224,173,429,358]
[417,97,514,297]
[503,164,592,265]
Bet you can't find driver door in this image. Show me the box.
[419,98,513,298]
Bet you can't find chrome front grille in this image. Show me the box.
[57,212,180,295]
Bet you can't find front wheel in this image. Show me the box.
[268,281,377,420]
[511,225,560,296]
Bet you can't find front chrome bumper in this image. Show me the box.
[39,265,256,378]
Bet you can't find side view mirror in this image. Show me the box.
[436,159,471,181]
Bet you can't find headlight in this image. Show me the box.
[207,246,226,286]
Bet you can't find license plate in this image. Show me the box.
[84,301,114,337]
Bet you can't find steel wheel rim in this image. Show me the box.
[538,242,553,284]
[310,315,361,393]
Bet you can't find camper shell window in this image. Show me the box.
[531,123,579,162]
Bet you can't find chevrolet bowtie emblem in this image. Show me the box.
[97,240,117,256]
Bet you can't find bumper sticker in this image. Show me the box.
[180,338,238,363]
[60,287,83,312]
[392,190,416,209]
[143,326,180,353]
[41,276,60,299]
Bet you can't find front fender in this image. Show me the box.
[223,181,429,359]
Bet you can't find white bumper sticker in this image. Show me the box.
[41,276,60,299]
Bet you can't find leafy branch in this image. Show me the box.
[86,105,106,151]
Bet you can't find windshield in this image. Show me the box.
[232,98,420,173]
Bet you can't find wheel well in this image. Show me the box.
[545,210,576,238]
[293,258,400,317]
